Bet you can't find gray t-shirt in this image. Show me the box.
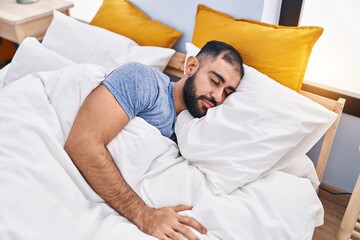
[102,62,176,140]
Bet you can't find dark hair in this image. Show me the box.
[196,40,245,79]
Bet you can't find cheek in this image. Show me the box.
[194,75,211,96]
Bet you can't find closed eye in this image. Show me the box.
[211,79,219,85]
[224,88,235,96]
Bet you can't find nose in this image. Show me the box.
[211,89,224,104]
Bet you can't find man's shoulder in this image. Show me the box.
[104,62,170,96]
[122,62,160,75]
[124,62,151,70]
[127,62,169,83]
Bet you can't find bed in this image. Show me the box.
[0,1,345,240]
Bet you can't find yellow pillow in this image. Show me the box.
[192,4,323,92]
[90,0,182,48]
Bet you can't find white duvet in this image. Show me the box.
[0,62,324,240]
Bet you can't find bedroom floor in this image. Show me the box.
[313,184,351,240]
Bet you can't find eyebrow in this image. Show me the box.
[210,70,225,84]
[210,70,236,93]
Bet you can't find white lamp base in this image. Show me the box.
[16,0,39,3]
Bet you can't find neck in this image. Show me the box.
[173,75,188,115]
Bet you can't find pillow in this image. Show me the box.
[280,155,320,190]
[3,37,74,87]
[42,11,175,73]
[184,42,321,192]
[192,4,323,92]
[90,0,182,48]
[175,51,337,195]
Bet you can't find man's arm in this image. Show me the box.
[64,85,206,240]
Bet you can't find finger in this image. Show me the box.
[171,204,193,213]
[179,216,207,235]
[160,237,171,240]
[174,224,199,240]
[166,230,183,240]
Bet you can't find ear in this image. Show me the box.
[185,56,199,76]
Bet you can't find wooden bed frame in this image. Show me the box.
[337,174,360,240]
[164,51,346,184]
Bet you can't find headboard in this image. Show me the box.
[130,0,282,52]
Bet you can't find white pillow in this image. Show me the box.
[280,155,320,190]
[3,37,74,87]
[42,11,175,73]
[175,43,337,195]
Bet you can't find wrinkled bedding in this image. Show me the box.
[0,64,323,240]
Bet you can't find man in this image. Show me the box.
[64,40,244,240]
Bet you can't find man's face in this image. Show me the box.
[183,57,241,118]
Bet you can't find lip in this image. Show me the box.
[201,98,214,109]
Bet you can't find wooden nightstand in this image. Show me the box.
[0,0,73,44]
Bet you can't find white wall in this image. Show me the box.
[300,0,360,98]
[67,0,101,22]
[262,0,282,24]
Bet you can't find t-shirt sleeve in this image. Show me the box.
[102,62,158,119]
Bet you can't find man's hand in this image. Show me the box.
[140,205,207,240]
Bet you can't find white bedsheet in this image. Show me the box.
[0,64,323,240]
[0,64,9,88]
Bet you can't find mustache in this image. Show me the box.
[199,95,217,107]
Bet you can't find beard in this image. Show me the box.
[183,71,217,118]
